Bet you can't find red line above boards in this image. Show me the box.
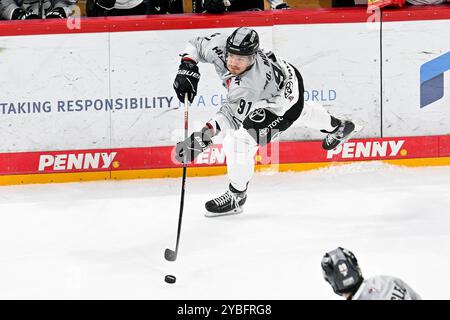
[0,6,449,37]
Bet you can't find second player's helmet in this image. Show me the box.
[321,247,363,295]
[226,27,260,56]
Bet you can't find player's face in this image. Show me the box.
[226,53,253,75]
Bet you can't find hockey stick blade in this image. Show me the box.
[165,248,177,261]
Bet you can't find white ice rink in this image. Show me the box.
[0,162,449,300]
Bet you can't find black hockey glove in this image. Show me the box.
[203,0,226,13]
[11,8,40,19]
[175,127,213,164]
[173,60,200,104]
[95,0,116,10]
[45,7,67,19]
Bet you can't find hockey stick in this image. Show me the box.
[165,93,189,262]
[38,0,44,18]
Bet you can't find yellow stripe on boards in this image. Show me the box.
[0,171,111,186]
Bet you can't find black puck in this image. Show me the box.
[165,275,176,284]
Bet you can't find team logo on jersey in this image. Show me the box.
[338,263,348,276]
[249,109,266,123]
[284,81,293,99]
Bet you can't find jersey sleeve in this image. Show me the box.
[182,33,227,64]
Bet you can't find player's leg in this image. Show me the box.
[298,102,356,150]
[291,68,357,150]
[204,86,300,218]
[204,73,306,218]
[204,128,258,217]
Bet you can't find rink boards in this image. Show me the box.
[1,135,450,185]
[0,6,449,185]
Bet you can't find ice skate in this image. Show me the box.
[205,184,247,217]
[322,120,357,150]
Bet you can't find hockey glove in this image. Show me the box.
[45,7,67,19]
[95,0,116,10]
[173,60,200,104]
[11,8,40,19]
[175,127,213,164]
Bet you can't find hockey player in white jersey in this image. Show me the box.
[321,247,421,300]
[173,27,357,217]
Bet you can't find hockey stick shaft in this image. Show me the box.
[165,94,189,262]
[175,94,189,253]
[38,0,44,19]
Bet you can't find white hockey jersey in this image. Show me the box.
[352,275,421,300]
[182,32,297,131]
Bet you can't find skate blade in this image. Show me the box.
[204,207,243,218]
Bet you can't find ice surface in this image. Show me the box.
[0,162,449,299]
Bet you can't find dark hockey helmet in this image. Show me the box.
[321,247,363,295]
[226,27,259,56]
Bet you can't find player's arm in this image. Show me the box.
[182,33,224,64]
[173,33,225,104]
[174,86,256,164]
